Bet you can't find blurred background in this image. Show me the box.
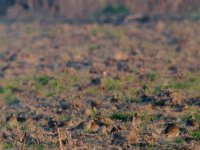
[0,0,200,23]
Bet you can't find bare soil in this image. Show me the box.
[0,20,200,149]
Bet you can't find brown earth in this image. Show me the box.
[0,20,200,149]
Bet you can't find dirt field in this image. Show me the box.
[0,20,200,149]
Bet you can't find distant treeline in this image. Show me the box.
[0,0,200,22]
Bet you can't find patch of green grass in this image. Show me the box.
[174,138,184,144]
[0,87,14,95]
[36,144,44,150]
[141,112,148,121]
[124,74,135,83]
[32,72,88,97]
[181,112,191,122]
[5,95,20,106]
[39,27,57,36]
[33,75,55,96]
[48,79,66,94]
[91,109,100,119]
[89,44,98,52]
[191,130,200,141]
[126,88,137,98]
[103,77,122,91]
[29,144,44,150]
[83,87,99,96]
[166,81,193,90]
[147,143,155,150]
[151,74,200,96]
[92,27,108,34]
[113,90,124,100]
[0,80,21,106]
[37,76,50,86]
[0,81,19,96]
[149,114,160,121]
[0,87,4,94]
[147,71,159,81]
[182,111,200,122]
[139,113,160,126]
[110,29,126,40]
[195,113,200,121]
[28,142,57,150]
[92,26,124,40]
[166,75,199,90]
[110,112,134,121]
[102,4,129,16]
[3,142,13,149]
[26,25,57,36]
[115,90,138,103]
[152,86,162,95]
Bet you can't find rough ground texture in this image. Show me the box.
[0,20,200,149]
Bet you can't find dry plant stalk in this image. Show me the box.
[57,127,63,150]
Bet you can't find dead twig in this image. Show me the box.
[57,127,63,150]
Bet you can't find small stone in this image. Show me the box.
[117,61,129,72]
[56,107,63,114]
[110,126,124,134]
[103,71,107,76]
[33,114,44,121]
[90,78,101,86]
[48,117,58,128]
[183,104,189,111]
[59,100,71,110]
[17,112,27,122]
[2,130,12,139]
[98,126,107,135]
[113,51,129,61]
[59,120,71,127]
[111,127,119,134]
[112,132,127,146]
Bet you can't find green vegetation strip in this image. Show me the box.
[110,112,134,121]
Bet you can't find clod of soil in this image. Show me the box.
[164,123,180,139]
